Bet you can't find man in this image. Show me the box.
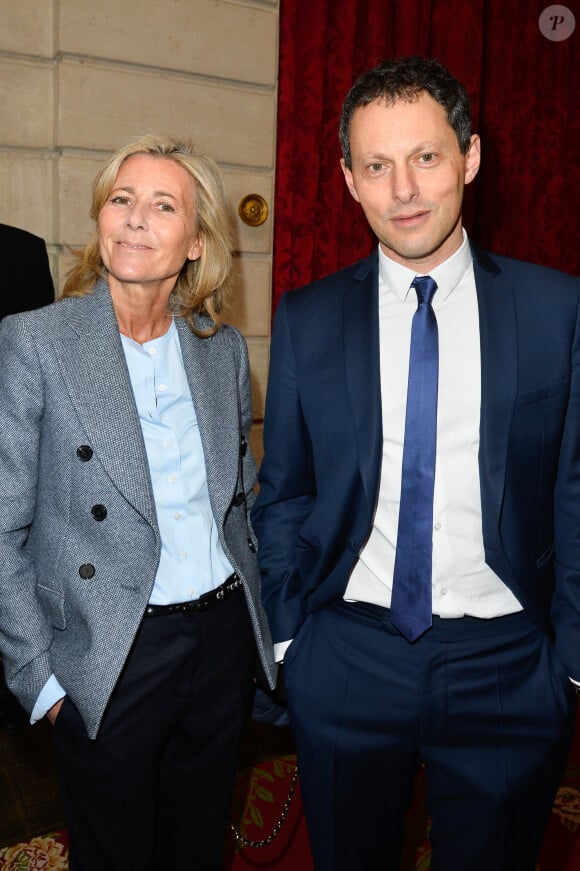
[252,56,580,870]
[0,223,54,732]
[0,222,54,320]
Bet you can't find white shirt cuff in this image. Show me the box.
[274,640,292,663]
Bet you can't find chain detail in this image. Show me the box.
[230,765,299,848]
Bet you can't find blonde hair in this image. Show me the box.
[61,134,233,336]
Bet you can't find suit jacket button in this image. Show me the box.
[79,563,95,579]
[232,492,245,507]
[77,445,93,461]
[247,537,257,553]
[91,504,107,521]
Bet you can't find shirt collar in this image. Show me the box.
[378,229,473,304]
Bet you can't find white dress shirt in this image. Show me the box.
[345,232,522,618]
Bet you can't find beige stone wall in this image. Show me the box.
[0,0,278,443]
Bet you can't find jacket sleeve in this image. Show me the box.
[251,295,316,643]
[0,315,54,712]
[550,287,580,679]
[30,235,55,310]
[233,327,259,518]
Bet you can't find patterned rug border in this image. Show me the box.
[2,754,580,870]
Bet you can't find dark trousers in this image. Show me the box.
[0,656,28,731]
[285,601,576,871]
[53,586,255,871]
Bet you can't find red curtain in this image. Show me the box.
[273,0,579,311]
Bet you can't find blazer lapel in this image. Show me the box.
[175,319,239,526]
[473,246,518,549]
[54,281,157,528]
[342,252,382,516]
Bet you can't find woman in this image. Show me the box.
[0,134,276,870]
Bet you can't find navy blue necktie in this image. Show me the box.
[390,275,438,642]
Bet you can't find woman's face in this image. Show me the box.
[98,154,203,293]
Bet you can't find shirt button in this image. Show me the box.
[173,512,181,520]
[158,384,167,392]
[168,474,176,484]
[440,587,448,596]
[179,550,188,558]
[434,522,442,531]
[164,440,173,448]
[188,587,196,598]
[148,347,157,355]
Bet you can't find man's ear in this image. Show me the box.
[464,134,481,185]
[341,158,361,203]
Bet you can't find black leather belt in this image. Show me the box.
[144,573,242,618]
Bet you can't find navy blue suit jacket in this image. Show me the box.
[252,247,580,677]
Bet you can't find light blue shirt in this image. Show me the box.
[122,319,233,603]
[32,319,233,721]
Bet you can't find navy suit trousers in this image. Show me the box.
[285,602,576,871]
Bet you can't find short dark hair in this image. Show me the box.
[339,56,473,168]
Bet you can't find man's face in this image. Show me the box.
[341,92,480,272]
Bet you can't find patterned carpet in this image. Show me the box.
[2,716,580,870]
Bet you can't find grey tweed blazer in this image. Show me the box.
[0,280,276,738]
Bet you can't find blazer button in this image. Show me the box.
[91,504,107,521]
[240,436,248,457]
[79,563,95,579]
[247,537,257,553]
[76,445,93,461]
[232,492,245,507]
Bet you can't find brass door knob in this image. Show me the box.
[238,194,269,227]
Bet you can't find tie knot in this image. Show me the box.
[412,275,437,306]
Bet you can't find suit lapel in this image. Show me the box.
[53,280,157,527]
[339,245,517,548]
[473,246,518,547]
[343,253,382,515]
[176,318,239,526]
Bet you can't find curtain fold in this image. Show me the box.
[273,0,579,311]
